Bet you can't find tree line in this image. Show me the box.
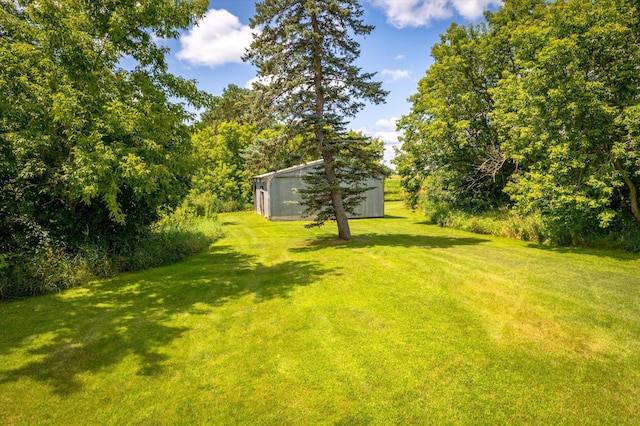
[395,0,640,249]
[1,0,385,298]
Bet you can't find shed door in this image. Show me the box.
[259,190,265,215]
[263,190,270,218]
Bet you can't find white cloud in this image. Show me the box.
[355,127,399,145]
[367,0,502,28]
[395,54,406,60]
[451,0,501,20]
[245,76,258,89]
[375,117,399,129]
[373,131,399,145]
[245,75,273,89]
[354,123,402,166]
[177,9,255,68]
[381,69,412,82]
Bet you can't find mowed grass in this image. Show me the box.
[1,202,639,425]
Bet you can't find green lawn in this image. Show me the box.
[1,202,639,425]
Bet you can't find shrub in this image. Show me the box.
[113,217,218,272]
[179,191,250,217]
[0,214,221,302]
[423,200,548,244]
[421,198,639,252]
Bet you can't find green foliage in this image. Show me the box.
[243,126,316,174]
[493,0,640,235]
[244,0,387,239]
[189,121,254,211]
[196,85,304,176]
[245,0,386,134]
[0,214,219,301]
[0,0,210,259]
[113,216,219,273]
[395,21,514,211]
[198,84,264,129]
[0,0,216,298]
[421,199,640,252]
[397,0,640,247]
[423,200,547,244]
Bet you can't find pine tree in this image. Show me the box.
[244,0,387,240]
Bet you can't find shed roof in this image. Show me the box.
[251,159,324,181]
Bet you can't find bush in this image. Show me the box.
[421,198,639,252]
[0,214,221,302]
[113,216,218,272]
[0,246,96,300]
[423,200,547,244]
[179,191,250,217]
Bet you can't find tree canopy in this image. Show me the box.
[395,21,515,211]
[396,0,640,244]
[493,0,640,235]
[198,84,262,129]
[0,0,210,254]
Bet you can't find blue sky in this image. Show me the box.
[161,0,501,165]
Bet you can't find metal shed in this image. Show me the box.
[251,159,384,221]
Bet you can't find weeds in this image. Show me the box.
[422,199,639,252]
[0,214,221,301]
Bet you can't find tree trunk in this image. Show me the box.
[614,160,640,222]
[311,8,351,240]
[322,150,352,240]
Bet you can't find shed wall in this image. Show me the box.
[351,177,385,218]
[252,161,384,221]
[267,175,384,221]
[268,175,307,220]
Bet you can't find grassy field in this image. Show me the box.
[383,175,405,201]
[1,202,639,424]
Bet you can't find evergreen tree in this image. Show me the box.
[244,0,387,240]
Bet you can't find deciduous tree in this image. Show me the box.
[198,84,262,129]
[189,121,255,213]
[0,0,209,253]
[492,0,640,238]
[395,21,515,211]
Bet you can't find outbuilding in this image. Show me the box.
[251,159,384,221]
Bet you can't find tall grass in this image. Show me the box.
[424,201,547,243]
[422,199,640,252]
[0,214,220,301]
[179,191,250,216]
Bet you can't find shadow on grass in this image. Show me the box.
[382,214,408,219]
[290,233,489,253]
[0,245,333,395]
[524,243,640,262]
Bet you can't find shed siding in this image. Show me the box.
[268,175,307,219]
[351,178,384,218]
[252,161,384,221]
